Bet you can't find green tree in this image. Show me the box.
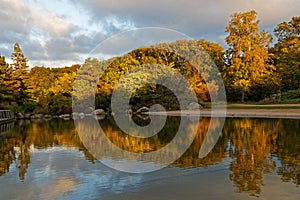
[271,16,300,91]
[223,10,278,102]
[274,16,300,44]
[0,55,13,102]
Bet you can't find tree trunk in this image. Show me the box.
[241,91,245,103]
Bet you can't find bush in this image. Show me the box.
[22,102,37,113]
[48,95,72,115]
[281,89,300,99]
[3,105,22,113]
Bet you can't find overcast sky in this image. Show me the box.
[0,0,299,67]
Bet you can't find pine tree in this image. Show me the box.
[10,43,29,104]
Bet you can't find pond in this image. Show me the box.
[0,116,299,199]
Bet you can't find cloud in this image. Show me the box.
[31,9,74,37]
[1,0,299,67]
[0,0,30,31]
[0,0,75,66]
[76,0,300,38]
[0,0,73,38]
[0,0,132,67]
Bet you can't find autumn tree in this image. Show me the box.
[46,71,77,114]
[27,66,54,102]
[26,65,79,114]
[223,10,279,102]
[91,40,223,111]
[0,55,13,102]
[271,16,300,91]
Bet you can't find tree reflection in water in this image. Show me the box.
[0,117,299,196]
[224,119,278,195]
[0,119,95,181]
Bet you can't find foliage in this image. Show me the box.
[10,43,30,104]
[48,94,72,115]
[91,40,224,111]
[274,16,300,44]
[281,89,300,99]
[1,11,300,114]
[0,55,13,101]
[3,105,22,113]
[22,101,37,113]
[223,10,280,102]
[271,15,300,91]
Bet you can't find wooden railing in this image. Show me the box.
[0,121,14,134]
[0,110,15,122]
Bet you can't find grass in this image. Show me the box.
[225,105,300,109]
[203,102,300,109]
[202,89,300,109]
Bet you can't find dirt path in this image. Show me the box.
[148,104,300,119]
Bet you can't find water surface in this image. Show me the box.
[0,117,299,199]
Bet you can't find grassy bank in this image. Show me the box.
[225,104,300,109]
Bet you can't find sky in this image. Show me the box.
[0,0,299,68]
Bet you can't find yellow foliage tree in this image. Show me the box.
[223,10,279,102]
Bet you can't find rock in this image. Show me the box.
[16,112,24,119]
[31,114,44,119]
[24,114,31,119]
[37,114,44,119]
[0,102,9,108]
[71,112,79,119]
[59,114,71,119]
[127,108,133,116]
[187,102,202,110]
[94,115,105,120]
[136,114,150,120]
[136,107,149,114]
[10,102,18,107]
[72,112,79,116]
[44,115,52,118]
[270,93,281,101]
[92,109,105,116]
[87,107,94,113]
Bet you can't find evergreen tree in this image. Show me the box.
[10,43,29,104]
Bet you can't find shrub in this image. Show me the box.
[281,89,300,99]
[22,102,37,113]
[48,95,72,115]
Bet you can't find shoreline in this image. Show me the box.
[9,104,300,120]
[148,108,300,119]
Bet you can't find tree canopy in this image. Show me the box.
[222,10,279,102]
[271,16,300,91]
[0,11,300,113]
